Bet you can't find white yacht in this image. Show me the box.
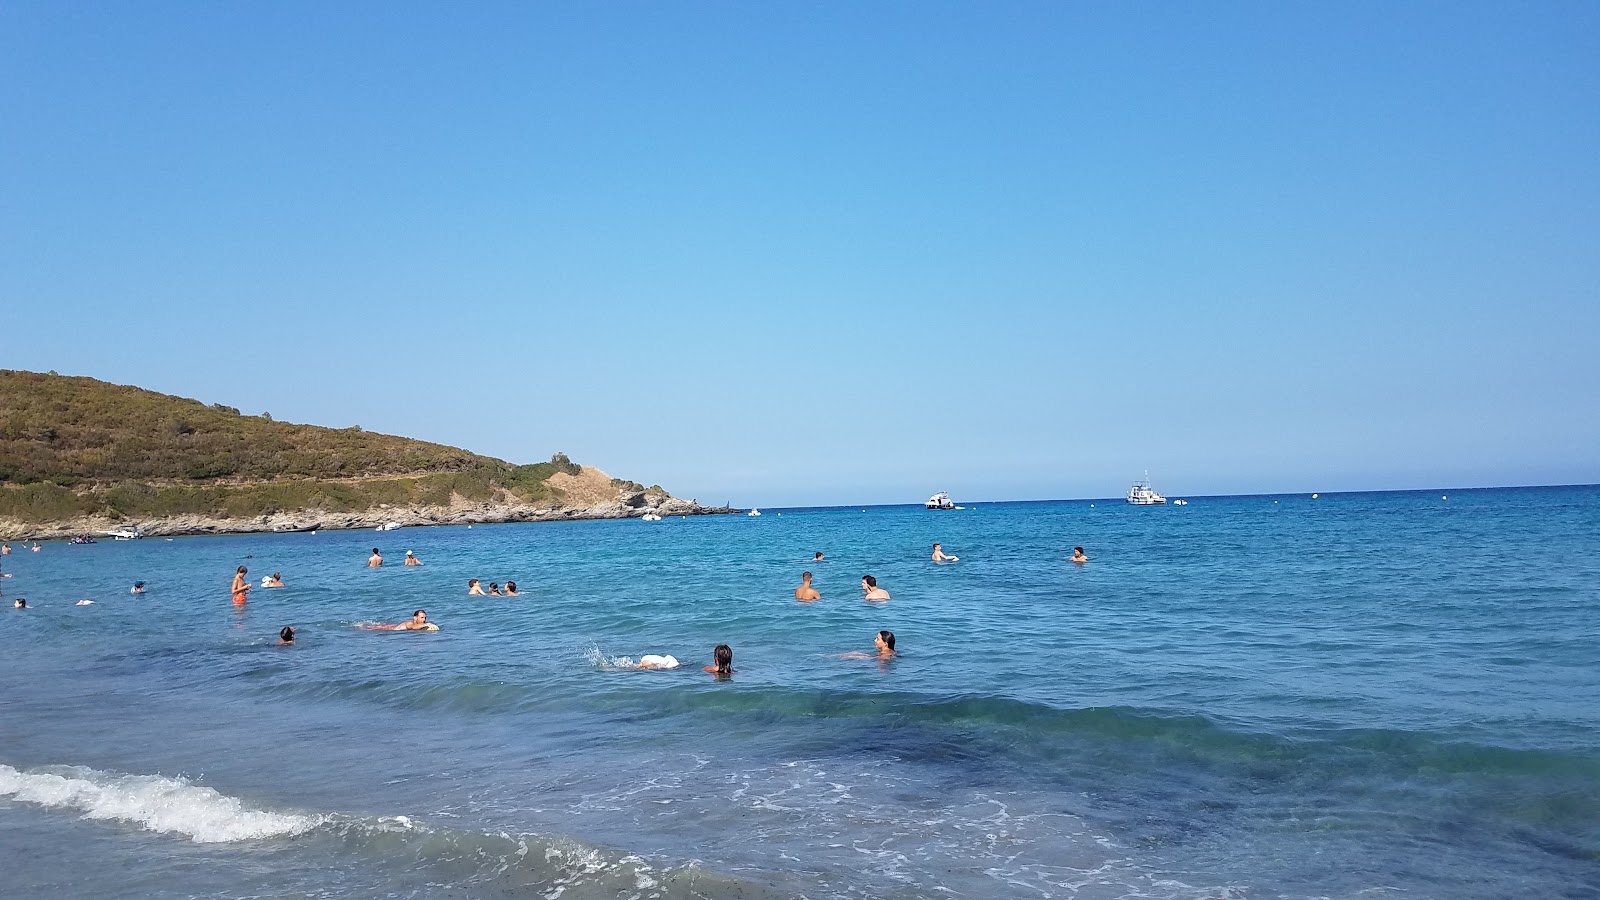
[1126,475,1167,505]
[747,509,762,517]
[376,522,402,531]
[104,526,144,540]
[640,513,662,521]
[925,492,956,510]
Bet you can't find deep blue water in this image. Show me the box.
[1,486,1597,899]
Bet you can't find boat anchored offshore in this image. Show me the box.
[1126,474,1167,505]
[925,492,956,510]
[104,526,144,540]
[748,509,762,517]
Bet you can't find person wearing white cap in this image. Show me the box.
[404,550,423,567]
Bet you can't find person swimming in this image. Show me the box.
[278,626,295,644]
[703,644,734,676]
[131,582,146,594]
[262,572,285,587]
[1070,546,1088,563]
[931,543,959,562]
[231,566,251,604]
[1,543,10,555]
[488,582,502,596]
[368,548,383,567]
[813,551,825,562]
[795,571,821,602]
[861,575,890,602]
[503,581,519,596]
[363,609,439,631]
[840,630,896,660]
[12,599,24,608]
[404,550,422,566]
[468,579,487,596]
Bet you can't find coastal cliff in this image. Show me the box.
[0,370,734,539]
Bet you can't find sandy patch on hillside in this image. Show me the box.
[545,466,622,506]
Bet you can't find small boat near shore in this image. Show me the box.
[376,522,402,531]
[105,526,144,540]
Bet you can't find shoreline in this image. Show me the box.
[0,495,739,541]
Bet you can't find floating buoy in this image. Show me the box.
[1442,495,1447,500]
[1312,493,1318,499]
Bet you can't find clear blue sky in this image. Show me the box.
[3,2,1596,506]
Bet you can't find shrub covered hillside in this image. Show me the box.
[0,370,594,523]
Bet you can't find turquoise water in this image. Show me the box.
[2,487,1597,898]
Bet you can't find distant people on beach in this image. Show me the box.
[131,582,146,594]
[404,550,422,566]
[795,571,821,602]
[503,581,519,596]
[368,549,383,567]
[278,626,295,645]
[703,644,734,676]
[840,631,896,660]
[231,566,251,604]
[861,575,890,602]
[468,579,487,595]
[261,572,285,587]
[1070,546,1088,563]
[362,609,438,631]
[931,543,959,562]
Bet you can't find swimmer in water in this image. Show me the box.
[503,581,519,596]
[468,579,487,596]
[840,630,896,660]
[703,644,734,676]
[262,572,285,587]
[12,599,24,608]
[368,548,383,567]
[931,543,959,562]
[131,581,146,594]
[813,551,824,562]
[488,582,502,596]
[861,575,890,602]
[1070,546,1088,563]
[404,550,422,566]
[278,626,295,645]
[795,571,821,602]
[32,543,41,552]
[1,543,10,555]
[231,566,251,604]
[363,609,439,631]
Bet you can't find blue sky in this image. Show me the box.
[3,2,1596,506]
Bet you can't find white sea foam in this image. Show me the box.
[0,763,322,843]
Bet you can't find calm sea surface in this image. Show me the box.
[2,487,1597,899]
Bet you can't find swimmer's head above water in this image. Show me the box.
[705,643,733,675]
[279,626,295,644]
[13,598,24,608]
[876,630,896,654]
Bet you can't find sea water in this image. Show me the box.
[1,487,1597,899]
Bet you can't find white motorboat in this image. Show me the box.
[1172,499,1188,506]
[1127,474,1167,505]
[925,492,956,510]
[747,509,762,517]
[641,513,662,521]
[104,527,144,540]
[376,522,402,531]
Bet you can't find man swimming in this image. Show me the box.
[404,550,422,566]
[813,551,825,562]
[468,579,487,595]
[1070,546,1088,563]
[12,599,24,608]
[795,571,821,602]
[931,543,959,562]
[363,610,439,631]
[231,566,251,604]
[503,581,519,596]
[131,582,146,594]
[861,575,890,602]
[368,548,383,567]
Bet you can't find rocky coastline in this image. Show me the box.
[0,492,740,541]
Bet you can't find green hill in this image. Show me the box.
[0,370,643,524]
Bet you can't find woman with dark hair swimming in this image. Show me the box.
[703,644,734,676]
